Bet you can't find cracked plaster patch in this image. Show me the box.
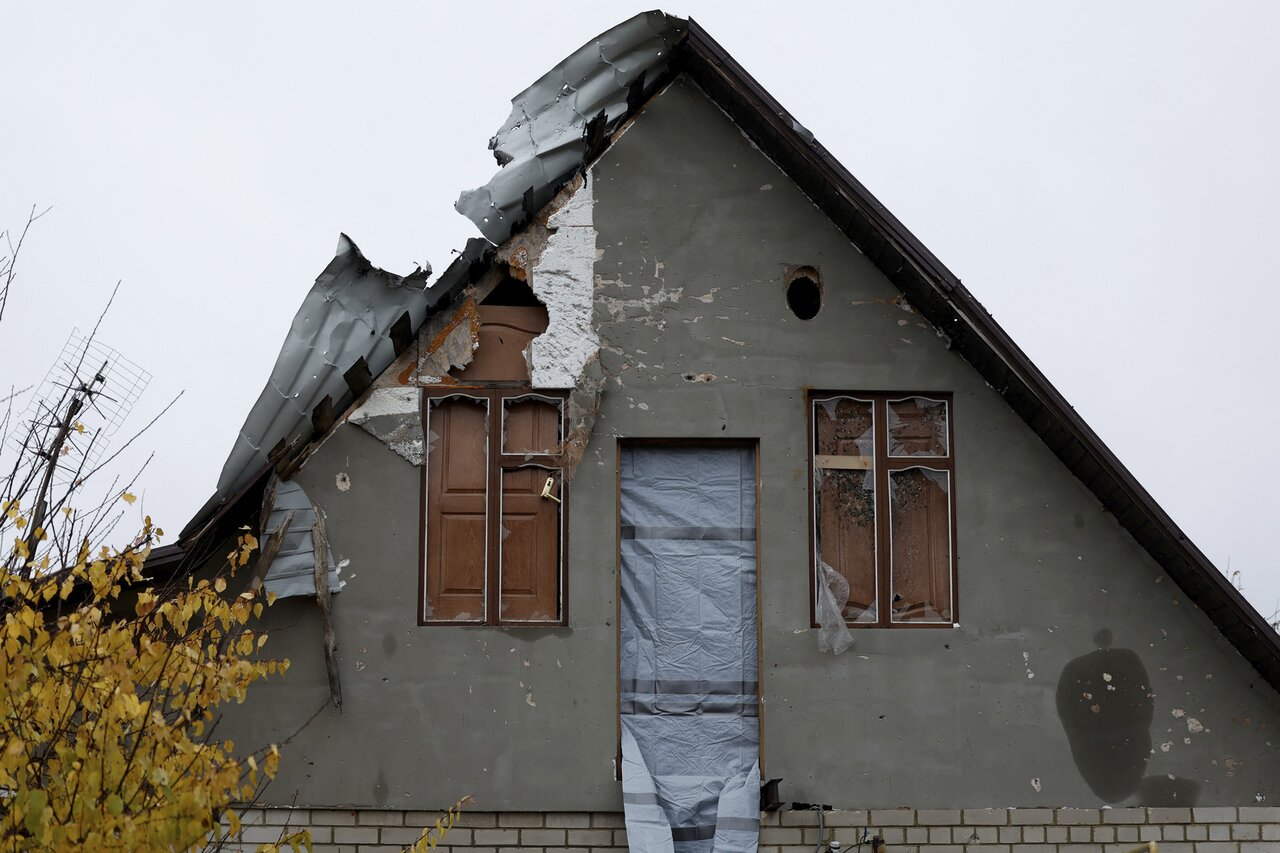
[349,386,425,466]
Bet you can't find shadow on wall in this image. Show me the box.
[1056,628,1201,807]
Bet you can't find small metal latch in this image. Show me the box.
[540,476,561,504]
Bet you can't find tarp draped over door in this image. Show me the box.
[619,446,760,853]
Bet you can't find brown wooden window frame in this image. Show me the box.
[419,387,569,627]
[807,391,958,629]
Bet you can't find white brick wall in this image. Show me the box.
[220,806,1280,852]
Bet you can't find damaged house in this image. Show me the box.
[151,11,1280,852]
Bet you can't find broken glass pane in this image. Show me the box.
[889,467,952,624]
[888,397,948,457]
[814,397,874,458]
[503,396,563,455]
[815,467,877,624]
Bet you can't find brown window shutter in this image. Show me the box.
[500,397,563,622]
[499,467,561,622]
[425,398,488,622]
[888,468,952,623]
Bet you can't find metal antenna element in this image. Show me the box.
[6,328,151,488]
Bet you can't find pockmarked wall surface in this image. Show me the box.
[216,76,1280,812]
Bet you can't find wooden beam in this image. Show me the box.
[311,395,335,436]
[311,509,343,711]
[218,503,294,659]
[814,454,873,470]
[389,311,414,357]
[343,357,373,399]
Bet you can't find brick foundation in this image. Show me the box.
[223,806,1280,853]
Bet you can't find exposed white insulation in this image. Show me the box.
[456,11,685,245]
[262,479,343,599]
[528,177,600,388]
[349,386,426,466]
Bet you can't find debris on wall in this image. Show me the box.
[413,298,482,384]
[564,365,607,475]
[349,387,426,466]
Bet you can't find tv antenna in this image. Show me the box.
[7,327,151,490]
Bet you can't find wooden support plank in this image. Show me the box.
[626,75,646,114]
[311,395,335,436]
[259,475,279,535]
[218,502,294,659]
[583,109,610,162]
[814,454,873,470]
[389,311,414,357]
[343,357,373,399]
[245,510,294,599]
[311,509,344,711]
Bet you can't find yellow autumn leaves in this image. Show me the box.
[0,513,287,850]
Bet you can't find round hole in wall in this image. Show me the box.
[785,268,822,320]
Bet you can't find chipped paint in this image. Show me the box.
[596,280,683,328]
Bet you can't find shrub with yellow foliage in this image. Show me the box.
[0,209,468,852]
[0,512,299,850]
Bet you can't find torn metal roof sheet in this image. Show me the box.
[213,235,431,498]
[180,234,490,543]
[456,10,686,245]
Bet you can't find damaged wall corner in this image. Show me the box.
[490,172,607,479]
[343,272,503,466]
[348,386,426,466]
[412,296,483,384]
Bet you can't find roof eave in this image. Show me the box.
[678,18,1280,687]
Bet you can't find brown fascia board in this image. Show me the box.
[678,19,1280,687]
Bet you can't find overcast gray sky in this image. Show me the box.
[2,1,1277,620]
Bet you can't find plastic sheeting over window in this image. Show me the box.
[889,467,952,623]
[619,446,760,853]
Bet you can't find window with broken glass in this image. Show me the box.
[421,390,568,625]
[809,393,956,627]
